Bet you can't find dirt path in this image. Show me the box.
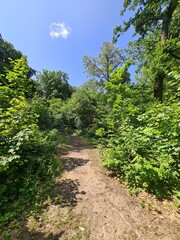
[57,136,180,240]
[20,136,180,240]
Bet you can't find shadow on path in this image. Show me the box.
[61,136,90,153]
[28,231,65,240]
[62,157,89,171]
[53,178,86,208]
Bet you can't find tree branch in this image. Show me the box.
[136,16,163,31]
[88,58,107,81]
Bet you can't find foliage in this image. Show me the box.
[0,43,64,229]
[1,6,180,231]
[97,63,180,199]
[114,0,179,101]
[30,96,53,130]
[0,57,37,109]
[83,41,129,84]
[0,38,36,88]
[0,38,22,76]
[0,96,62,221]
[113,0,179,40]
[37,69,73,100]
[94,2,180,200]
[39,79,105,136]
[62,81,100,135]
[0,95,63,227]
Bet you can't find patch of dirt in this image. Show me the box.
[7,136,180,240]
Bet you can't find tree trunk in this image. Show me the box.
[154,73,165,102]
[154,0,178,101]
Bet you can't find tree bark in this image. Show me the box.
[161,0,178,42]
[154,73,165,102]
[154,0,178,101]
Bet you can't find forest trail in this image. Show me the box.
[19,136,180,240]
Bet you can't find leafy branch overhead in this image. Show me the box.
[114,0,179,40]
[114,0,179,102]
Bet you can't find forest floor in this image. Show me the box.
[8,136,180,240]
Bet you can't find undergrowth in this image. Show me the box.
[0,129,67,237]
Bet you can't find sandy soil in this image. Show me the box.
[8,136,180,240]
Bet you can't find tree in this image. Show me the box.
[114,0,179,101]
[0,38,63,227]
[63,87,97,134]
[37,70,73,100]
[0,57,36,108]
[0,37,22,75]
[96,60,180,198]
[83,41,128,84]
[0,37,36,84]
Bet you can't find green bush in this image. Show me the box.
[97,64,180,199]
[101,102,180,198]
[0,96,63,226]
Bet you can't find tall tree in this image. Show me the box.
[114,0,179,101]
[0,37,36,82]
[0,57,37,107]
[37,70,73,100]
[0,37,22,74]
[83,41,128,84]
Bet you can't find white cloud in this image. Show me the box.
[50,22,71,39]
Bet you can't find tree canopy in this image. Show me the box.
[37,70,73,100]
[83,41,128,84]
[113,0,180,101]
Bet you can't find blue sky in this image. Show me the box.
[0,0,134,86]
